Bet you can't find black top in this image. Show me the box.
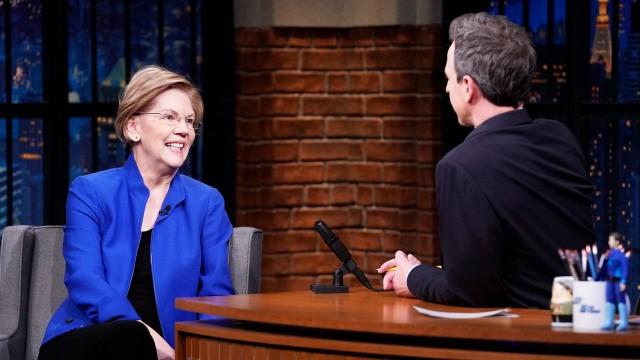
[408,110,595,308]
[128,229,163,336]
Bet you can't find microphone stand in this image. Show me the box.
[311,265,349,294]
[310,220,386,293]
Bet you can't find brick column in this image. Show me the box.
[235,26,442,292]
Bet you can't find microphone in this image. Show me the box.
[314,220,376,291]
[158,205,171,216]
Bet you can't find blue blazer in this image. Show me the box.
[42,155,234,347]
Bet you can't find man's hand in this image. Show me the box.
[377,250,421,297]
[137,320,174,360]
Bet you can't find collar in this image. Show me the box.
[123,155,186,220]
[465,109,532,141]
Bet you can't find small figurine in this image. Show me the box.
[601,232,629,331]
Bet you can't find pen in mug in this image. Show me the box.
[581,249,587,280]
[598,250,606,272]
[586,245,597,279]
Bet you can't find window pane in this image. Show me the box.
[504,0,524,25]
[613,119,638,237]
[618,0,640,103]
[614,118,640,306]
[195,0,203,87]
[97,0,124,102]
[588,0,614,102]
[131,0,159,73]
[528,1,549,104]
[13,118,43,225]
[96,116,126,170]
[0,119,7,228]
[529,0,548,46]
[68,0,92,102]
[164,0,192,74]
[69,117,93,181]
[0,3,6,103]
[554,0,566,45]
[488,0,500,15]
[549,0,567,104]
[191,0,203,178]
[587,117,640,309]
[12,0,43,103]
[587,118,613,240]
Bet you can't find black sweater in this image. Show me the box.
[128,229,163,336]
[408,110,595,308]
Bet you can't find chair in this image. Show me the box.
[0,225,262,360]
[228,227,263,295]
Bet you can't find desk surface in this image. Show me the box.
[176,287,640,348]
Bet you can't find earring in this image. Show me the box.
[132,135,140,142]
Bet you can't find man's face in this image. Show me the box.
[444,42,471,126]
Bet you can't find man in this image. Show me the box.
[377,12,595,308]
[601,232,629,331]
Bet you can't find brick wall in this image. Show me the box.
[235,26,443,292]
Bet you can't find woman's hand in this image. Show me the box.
[137,320,174,360]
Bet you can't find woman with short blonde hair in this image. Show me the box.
[115,65,204,145]
[39,66,233,360]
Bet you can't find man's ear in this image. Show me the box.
[461,74,477,103]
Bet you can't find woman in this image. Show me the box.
[39,66,234,360]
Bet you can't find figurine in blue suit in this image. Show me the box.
[602,232,629,331]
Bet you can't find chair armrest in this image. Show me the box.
[229,227,263,294]
[0,225,35,360]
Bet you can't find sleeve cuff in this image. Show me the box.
[406,264,441,299]
[405,263,422,283]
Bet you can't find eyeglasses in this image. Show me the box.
[134,110,199,132]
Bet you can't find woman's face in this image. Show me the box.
[128,88,196,174]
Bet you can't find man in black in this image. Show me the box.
[377,12,595,308]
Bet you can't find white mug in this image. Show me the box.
[572,281,606,330]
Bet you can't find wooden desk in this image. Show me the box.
[175,288,640,359]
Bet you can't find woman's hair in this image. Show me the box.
[115,65,203,145]
[449,12,536,107]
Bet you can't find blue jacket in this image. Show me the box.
[606,248,628,285]
[42,155,234,347]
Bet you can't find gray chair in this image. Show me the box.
[0,225,262,360]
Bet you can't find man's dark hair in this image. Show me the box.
[449,12,536,107]
[610,232,623,243]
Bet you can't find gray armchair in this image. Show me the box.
[0,225,262,360]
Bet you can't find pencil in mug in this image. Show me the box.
[558,249,578,279]
[569,249,585,280]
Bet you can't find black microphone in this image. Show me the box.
[314,220,377,291]
[158,205,171,216]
